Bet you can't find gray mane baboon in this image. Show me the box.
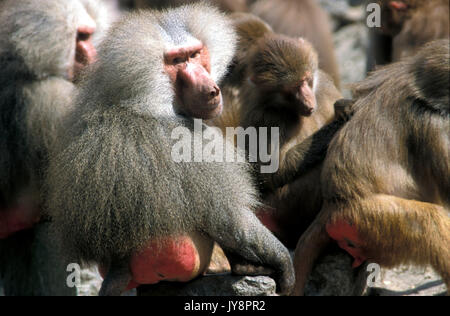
[0,0,108,296]
[46,4,294,296]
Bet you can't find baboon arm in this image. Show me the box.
[261,99,354,190]
[204,209,295,295]
[292,216,331,296]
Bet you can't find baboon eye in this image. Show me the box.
[190,51,201,59]
[173,57,185,64]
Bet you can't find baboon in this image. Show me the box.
[134,0,249,12]
[81,0,121,48]
[46,4,294,296]
[294,39,450,295]
[238,34,342,248]
[250,0,341,88]
[0,0,108,296]
[223,12,273,87]
[206,12,273,134]
[259,99,356,192]
[367,0,449,71]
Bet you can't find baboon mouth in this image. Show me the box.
[193,101,223,119]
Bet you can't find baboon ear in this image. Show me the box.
[388,1,409,11]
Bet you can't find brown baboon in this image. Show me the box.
[46,4,294,296]
[224,12,273,87]
[294,39,450,295]
[206,12,273,134]
[250,0,341,88]
[238,35,342,248]
[0,0,108,296]
[367,0,449,71]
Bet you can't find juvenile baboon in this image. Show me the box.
[250,0,341,88]
[238,34,342,248]
[206,13,273,134]
[367,0,449,71]
[0,0,107,296]
[224,12,273,87]
[46,4,294,296]
[294,39,450,295]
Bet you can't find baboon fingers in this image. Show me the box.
[205,210,295,295]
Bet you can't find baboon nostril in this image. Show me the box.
[210,86,220,97]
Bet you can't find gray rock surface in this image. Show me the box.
[334,23,369,98]
[138,275,277,296]
[366,266,447,296]
[306,249,368,296]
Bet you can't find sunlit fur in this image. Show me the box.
[45,4,294,296]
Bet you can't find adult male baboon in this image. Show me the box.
[133,0,249,12]
[46,4,294,296]
[294,39,450,295]
[0,0,107,296]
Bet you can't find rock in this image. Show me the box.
[333,23,369,97]
[366,266,447,296]
[305,246,368,296]
[319,0,365,29]
[319,0,350,17]
[138,275,277,296]
[206,243,231,274]
[348,0,366,6]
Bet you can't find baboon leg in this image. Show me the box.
[99,259,132,296]
[295,195,450,295]
[31,222,78,296]
[353,195,450,291]
[0,223,76,296]
[292,217,331,296]
[204,210,295,295]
